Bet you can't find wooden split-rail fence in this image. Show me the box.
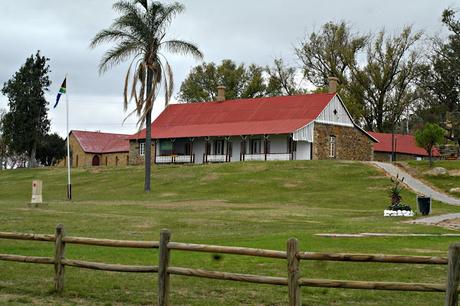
[1,225,460,306]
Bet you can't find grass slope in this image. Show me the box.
[0,161,459,305]
[401,160,460,198]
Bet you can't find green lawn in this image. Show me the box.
[0,161,459,305]
[401,160,460,198]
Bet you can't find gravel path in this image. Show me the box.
[370,161,460,206]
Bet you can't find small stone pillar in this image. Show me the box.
[31,180,43,205]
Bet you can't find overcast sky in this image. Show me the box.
[0,0,456,137]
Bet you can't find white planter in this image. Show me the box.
[383,210,415,217]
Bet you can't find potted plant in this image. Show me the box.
[384,174,414,217]
[416,195,431,216]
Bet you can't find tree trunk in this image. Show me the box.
[29,144,37,168]
[144,68,154,192]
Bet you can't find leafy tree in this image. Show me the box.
[296,22,422,131]
[90,0,203,192]
[178,58,305,102]
[415,123,445,167]
[265,58,304,96]
[417,9,460,150]
[1,51,51,168]
[349,27,422,132]
[295,22,368,89]
[36,133,66,166]
[178,60,266,102]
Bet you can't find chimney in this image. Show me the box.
[217,85,226,102]
[328,76,339,93]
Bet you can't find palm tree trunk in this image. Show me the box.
[144,68,154,192]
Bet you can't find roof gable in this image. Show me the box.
[130,93,335,139]
[72,130,130,154]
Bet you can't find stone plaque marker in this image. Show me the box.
[31,180,43,205]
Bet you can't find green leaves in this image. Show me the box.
[415,123,445,167]
[178,58,303,102]
[90,0,203,125]
[1,51,51,166]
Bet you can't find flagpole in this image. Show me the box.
[66,74,72,200]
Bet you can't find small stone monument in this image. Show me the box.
[31,180,43,206]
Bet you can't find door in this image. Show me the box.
[92,155,100,166]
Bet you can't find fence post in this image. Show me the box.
[54,224,66,292]
[287,238,301,306]
[158,229,171,306]
[446,243,460,306]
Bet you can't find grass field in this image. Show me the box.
[401,160,460,198]
[1,161,460,305]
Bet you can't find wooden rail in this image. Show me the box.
[0,225,459,306]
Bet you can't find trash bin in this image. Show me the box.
[416,196,431,216]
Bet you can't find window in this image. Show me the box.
[250,139,262,154]
[159,140,173,155]
[139,142,145,156]
[214,140,225,155]
[329,136,336,158]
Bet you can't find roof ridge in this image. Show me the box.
[171,92,336,106]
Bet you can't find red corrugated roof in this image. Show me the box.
[72,130,130,153]
[130,93,335,139]
[368,132,440,157]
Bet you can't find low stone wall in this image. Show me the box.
[313,123,373,161]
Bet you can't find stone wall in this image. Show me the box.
[313,123,373,161]
[129,139,155,165]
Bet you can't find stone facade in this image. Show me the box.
[313,123,373,161]
[129,139,155,165]
[57,134,129,167]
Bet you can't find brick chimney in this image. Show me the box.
[328,76,339,93]
[217,85,226,102]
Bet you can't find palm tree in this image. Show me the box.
[90,0,203,191]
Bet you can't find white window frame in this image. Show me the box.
[329,136,336,158]
[139,142,145,156]
[214,140,225,155]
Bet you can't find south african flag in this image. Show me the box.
[54,78,66,108]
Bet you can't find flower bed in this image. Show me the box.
[383,174,415,217]
[384,210,415,217]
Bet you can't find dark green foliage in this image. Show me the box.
[1,51,51,168]
[387,203,413,211]
[415,123,445,167]
[178,58,303,102]
[178,60,266,102]
[36,133,66,166]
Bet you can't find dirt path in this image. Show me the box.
[370,161,460,206]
